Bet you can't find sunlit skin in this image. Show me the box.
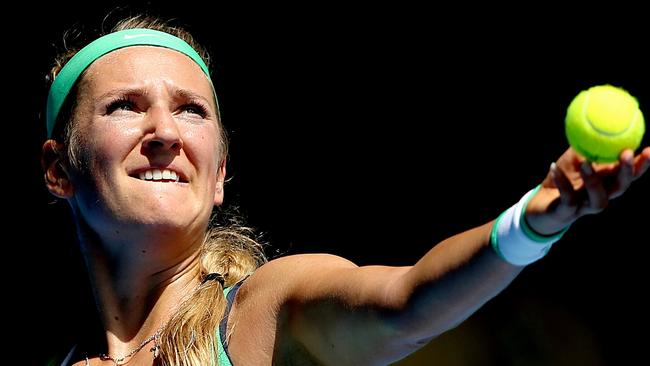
[48,46,226,268]
[527,147,650,234]
[69,46,223,251]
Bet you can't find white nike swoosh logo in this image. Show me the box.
[123,34,159,40]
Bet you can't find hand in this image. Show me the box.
[525,146,650,235]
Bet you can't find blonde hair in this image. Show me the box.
[47,15,267,366]
[162,224,266,365]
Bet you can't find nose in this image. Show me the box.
[142,107,183,153]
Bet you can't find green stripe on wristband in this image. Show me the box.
[490,210,508,261]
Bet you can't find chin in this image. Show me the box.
[137,209,203,230]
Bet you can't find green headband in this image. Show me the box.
[46,28,212,138]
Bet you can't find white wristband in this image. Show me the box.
[490,185,570,266]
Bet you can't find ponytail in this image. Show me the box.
[159,226,266,365]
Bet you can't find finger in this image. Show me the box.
[550,162,578,212]
[609,149,635,198]
[578,161,608,215]
[632,146,650,181]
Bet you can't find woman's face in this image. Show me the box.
[67,46,223,240]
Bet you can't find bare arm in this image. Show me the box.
[263,222,519,365]
[254,147,650,365]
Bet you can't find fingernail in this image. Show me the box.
[550,162,557,177]
[623,151,634,164]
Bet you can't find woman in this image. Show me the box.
[42,15,650,366]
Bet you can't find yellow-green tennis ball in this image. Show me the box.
[565,84,645,163]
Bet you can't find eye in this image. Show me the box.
[106,97,137,114]
[180,103,208,118]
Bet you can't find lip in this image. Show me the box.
[127,165,189,183]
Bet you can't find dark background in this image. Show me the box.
[9,2,649,365]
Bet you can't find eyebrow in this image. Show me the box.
[172,88,212,106]
[96,87,212,106]
[96,87,149,102]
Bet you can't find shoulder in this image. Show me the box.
[258,253,358,284]
[237,253,359,304]
[223,253,361,363]
[265,253,358,271]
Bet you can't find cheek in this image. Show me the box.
[184,126,221,169]
[80,123,142,171]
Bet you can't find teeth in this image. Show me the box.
[136,169,182,182]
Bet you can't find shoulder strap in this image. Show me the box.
[59,344,78,366]
[216,281,244,366]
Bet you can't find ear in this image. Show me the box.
[213,160,227,206]
[42,140,74,199]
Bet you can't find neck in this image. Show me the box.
[76,220,203,360]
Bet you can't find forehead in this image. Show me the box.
[80,46,214,100]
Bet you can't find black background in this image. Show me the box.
[9,2,649,365]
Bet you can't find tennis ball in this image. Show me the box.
[565,84,645,163]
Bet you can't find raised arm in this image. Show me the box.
[253,147,649,365]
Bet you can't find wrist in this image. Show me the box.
[490,186,571,266]
[524,186,573,236]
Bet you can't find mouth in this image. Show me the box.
[129,168,189,183]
